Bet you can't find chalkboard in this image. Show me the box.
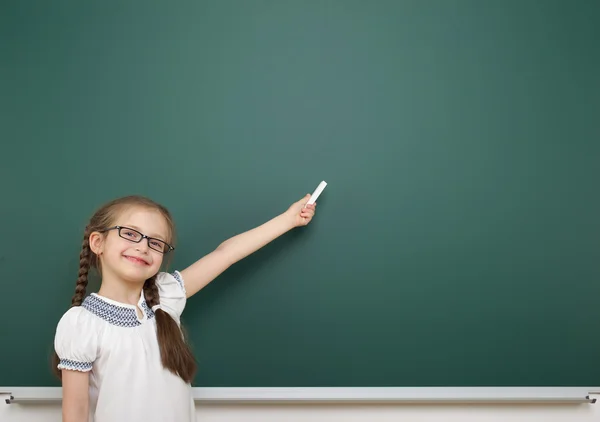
[1,0,599,388]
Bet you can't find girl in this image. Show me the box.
[52,193,317,422]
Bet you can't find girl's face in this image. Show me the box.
[91,207,171,284]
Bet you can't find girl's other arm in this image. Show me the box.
[62,370,89,422]
[180,194,317,298]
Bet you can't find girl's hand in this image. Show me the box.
[285,194,317,227]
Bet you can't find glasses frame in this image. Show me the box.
[100,225,175,254]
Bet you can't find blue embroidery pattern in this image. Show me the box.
[82,294,154,328]
[78,271,183,327]
[58,359,93,372]
[172,270,186,294]
[140,298,155,319]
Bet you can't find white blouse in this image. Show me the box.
[54,271,196,422]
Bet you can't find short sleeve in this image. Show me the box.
[54,307,98,372]
[156,271,187,325]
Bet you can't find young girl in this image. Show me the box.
[52,193,317,422]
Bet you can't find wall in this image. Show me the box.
[2,394,599,421]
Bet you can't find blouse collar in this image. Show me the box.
[82,290,155,327]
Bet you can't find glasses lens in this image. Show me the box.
[148,239,168,253]
[119,227,142,242]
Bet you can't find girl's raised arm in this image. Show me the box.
[180,194,316,298]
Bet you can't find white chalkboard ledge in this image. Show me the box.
[1,387,599,405]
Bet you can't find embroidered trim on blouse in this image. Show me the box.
[173,270,186,295]
[140,298,155,320]
[82,294,155,328]
[58,359,93,372]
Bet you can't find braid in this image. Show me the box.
[71,225,92,307]
[145,274,197,383]
[52,225,93,379]
[143,275,160,308]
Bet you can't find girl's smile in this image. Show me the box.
[123,255,150,266]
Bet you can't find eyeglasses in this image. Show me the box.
[101,226,174,254]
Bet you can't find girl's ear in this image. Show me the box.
[89,231,104,256]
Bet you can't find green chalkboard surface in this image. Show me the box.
[1,0,599,388]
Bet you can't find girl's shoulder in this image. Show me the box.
[155,271,187,324]
[56,303,100,330]
[156,270,186,296]
[54,305,101,372]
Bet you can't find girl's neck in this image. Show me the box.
[97,276,144,306]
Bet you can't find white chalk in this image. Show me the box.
[306,181,327,206]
